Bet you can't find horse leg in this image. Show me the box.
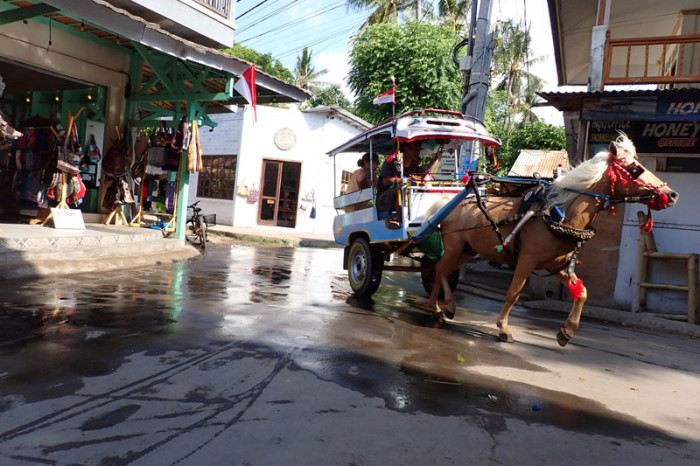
[553,270,588,347]
[496,261,534,343]
[439,252,474,319]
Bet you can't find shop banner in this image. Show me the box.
[582,92,700,122]
[589,120,700,154]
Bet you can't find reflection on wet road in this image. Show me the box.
[0,241,696,464]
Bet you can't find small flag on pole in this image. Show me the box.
[373,84,396,105]
[234,65,257,121]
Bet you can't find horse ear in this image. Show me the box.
[609,140,618,156]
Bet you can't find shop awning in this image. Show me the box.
[1,0,310,106]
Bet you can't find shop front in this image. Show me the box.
[0,1,308,241]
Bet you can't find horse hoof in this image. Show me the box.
[499,332,514,343]
[557,328,570,347]
[444,308,455,320]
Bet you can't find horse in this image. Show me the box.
[424,134,679,346]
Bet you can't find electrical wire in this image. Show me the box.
[237,2,346,45]
[236,0,272,20]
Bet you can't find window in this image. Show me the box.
[340,170,352,194]
[197,155,237,199]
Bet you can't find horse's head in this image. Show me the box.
[608,133,679,210]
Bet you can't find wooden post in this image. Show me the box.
[688,254,699,324]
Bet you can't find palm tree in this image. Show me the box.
[294,47,328,91]
[346,0,414,29]
[492,20,544,132]
[438,0,471,35]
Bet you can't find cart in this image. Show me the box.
[329,109,501,297]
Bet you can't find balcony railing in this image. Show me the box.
[602,31,700,86]
[193,0,230,18]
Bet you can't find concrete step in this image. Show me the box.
[0,224,200,279]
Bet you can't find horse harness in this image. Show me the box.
[464,153,667,276]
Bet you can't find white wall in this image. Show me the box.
[188,111,243,225]
[614,156,700,313]
[190,105,361,235]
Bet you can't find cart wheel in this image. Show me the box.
[347,238,382,297]
[420,258,459,299]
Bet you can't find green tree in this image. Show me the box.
[491,20,544,132]
[294,47,328,91]
[438,0,471,35]
[347,0,414,29]
[494,121,566,173]
[348,21,462,123]
[307,84,352,110]
[221,44,294,83]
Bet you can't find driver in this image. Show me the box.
[376,141,427,227]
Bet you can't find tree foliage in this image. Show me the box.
[438,0,471,35]
[294,47,328,90]
[306,84,352,110]
[348,21,462,123]
[491,20,544,132]
[346,0,414,29]
[221,44,294,83]
[491,120,567,173]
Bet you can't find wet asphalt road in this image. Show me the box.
[0,238,699,465]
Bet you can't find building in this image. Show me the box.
[0,0,309,240]
[188,105,372,235]
[539,0,700,319]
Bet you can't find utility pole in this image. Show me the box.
[416,0,422,21]
[459,0,494,174]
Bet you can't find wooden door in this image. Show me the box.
[258,160,282,226]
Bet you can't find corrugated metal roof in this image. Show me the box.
[508,149,570,179]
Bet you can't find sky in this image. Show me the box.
[233,0,563,125]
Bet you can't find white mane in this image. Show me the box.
[545,152,610,211]
[546,133,637,212]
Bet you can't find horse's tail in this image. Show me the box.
[422,198,450,226]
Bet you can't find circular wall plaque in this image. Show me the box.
[274,127,296,151]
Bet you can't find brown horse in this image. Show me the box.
[425,134,679,346]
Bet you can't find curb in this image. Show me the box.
[208,228,340,249]
[457,283,700,339]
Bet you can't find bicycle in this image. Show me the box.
[186,201,215,249]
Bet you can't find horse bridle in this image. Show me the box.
[607,153,669,211]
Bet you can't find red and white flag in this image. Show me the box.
[373,84,395,105]
[234,65,257,121]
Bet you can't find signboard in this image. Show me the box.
[589,120,700,154]
[431,150,457,181]
[51,208,86,230]
[582,92,700,122]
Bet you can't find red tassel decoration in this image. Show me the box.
[639,217,654,234]
[567,277,585,300]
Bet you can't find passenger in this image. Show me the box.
[376,141,426,227]
[345,152,378,212]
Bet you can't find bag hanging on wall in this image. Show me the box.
[247,187,259,203]
[310,201,317,219]
[237,178,250,197]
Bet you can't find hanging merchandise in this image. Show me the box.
[57,121,82,174]
[102,123,132,176]
[187,119,202,172]
[86,134,101,163]
[171,116,189,151]
[247,186,259,203]
[237,179,250,197]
